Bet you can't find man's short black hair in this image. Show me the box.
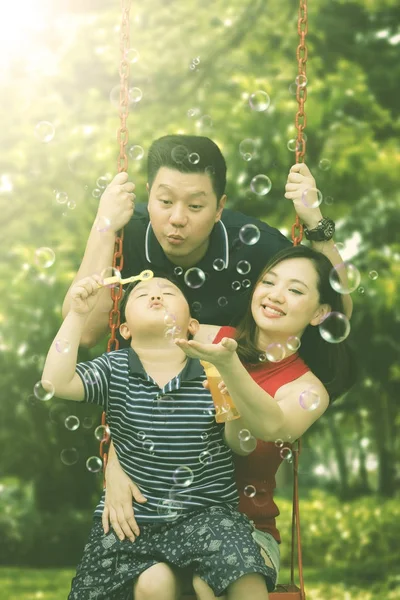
[147,134,227,202]
[119,270,192,324]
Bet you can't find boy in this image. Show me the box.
[42,272,274,600]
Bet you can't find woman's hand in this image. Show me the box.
[202,379,229,395]
[284,163,324,229]
[174,337,238,368]
[102,459,147,542]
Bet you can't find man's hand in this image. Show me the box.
[70,275,103,315]
[174,337,238,368]
[96,172,135,233]
[284,163,324,229]
[103,460,147,542]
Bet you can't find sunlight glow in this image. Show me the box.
[0,1,48,70]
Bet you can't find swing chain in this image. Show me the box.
[102,0,132,485]
[292,0,308,246]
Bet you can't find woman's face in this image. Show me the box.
[251,258,329,341]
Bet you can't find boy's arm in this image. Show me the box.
[42,275,103,400]
[61,172,135,347]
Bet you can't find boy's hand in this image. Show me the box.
[70,275,103,315]
[284,163,323,229]
[174,337,238,368]
[103,460,147,542]
[96,172,135,234]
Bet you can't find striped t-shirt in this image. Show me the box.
[76,348,239,523]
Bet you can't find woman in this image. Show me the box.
[104,244,356,600]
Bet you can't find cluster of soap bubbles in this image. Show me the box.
[189,56,201,71]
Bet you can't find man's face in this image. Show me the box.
[147,167,226,268]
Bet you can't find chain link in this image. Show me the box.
[101,0,132,486]
[292,0,308,246]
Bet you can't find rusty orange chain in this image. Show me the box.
[100,0,132,484]
[291,0,308,246]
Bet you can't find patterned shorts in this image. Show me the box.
[68,505,277,599]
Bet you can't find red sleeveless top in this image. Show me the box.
[213,326,309,543]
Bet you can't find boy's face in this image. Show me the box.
[120,277,199,342]
[147,167,226,268]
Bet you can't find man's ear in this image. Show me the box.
[310,304,331,327]
[119,323,132,340]
[215,194,227,222]
[187,318,200,337]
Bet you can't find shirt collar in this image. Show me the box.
[128,346,204,382]
[145,219,229,269]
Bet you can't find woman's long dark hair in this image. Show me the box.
[235,245,357,402]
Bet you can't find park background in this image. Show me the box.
[0,0,399,598]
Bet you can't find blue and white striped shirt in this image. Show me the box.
[76,348,239,523]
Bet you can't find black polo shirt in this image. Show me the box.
[121,204,292,325]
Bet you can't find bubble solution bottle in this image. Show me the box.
[200,360,241,423]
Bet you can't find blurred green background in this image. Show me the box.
[0,0,399,598]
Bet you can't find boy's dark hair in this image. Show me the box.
[119,270,192,324]
[147,135,227,202]
[235,245,358,403]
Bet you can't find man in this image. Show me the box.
[62,135,352,347]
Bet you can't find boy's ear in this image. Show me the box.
[310,304,331,327]
[188,318,200,337]
[119,323,132,340]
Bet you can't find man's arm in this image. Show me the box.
[62,172,135,347]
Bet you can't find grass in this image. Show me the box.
[0,567,399,600]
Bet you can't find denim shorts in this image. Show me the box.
[68,505,277,599]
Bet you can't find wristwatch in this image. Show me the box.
[303,217,335,242]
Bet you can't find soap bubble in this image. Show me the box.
[199,450,213,465]
[35,121,55,142]
[239,429,251,442]
[192,301,202,313]
[94,425,110,441]
[129,87,143,103]
[157,498,183,521]
[250,174,272,196]
[65,415,80,431]
[239,139,256,159]
[86,456,103,473]
[213,258,226,271]
[82,366,102,387]
[56,191,68,205]
[96,176,110,189]
[83,417,95,429]
[369,270,378,280]
[239,224,260,245]
[174,266,183,276]
[218,296,228,307]
[137,431,146,441]
[171,145,189,164]
[60,448,79,466]
[236,260,251,275]
[286,336,301,352]
[95,216,112,233]
[274,439,284,448]
[189,152,200,164]
[67,200,76,210]
[125,48,140,63]
[34,380,54,402]
[319,312,351,343]
[34,247,55,269]
[197,115,213,130]
[143,439,155,453]
[325,196,334,205]
[187,107,201,118]
[128,145,144,160]
[329,263,361,294]
[358,286,365,295]
[232,281,241,291]
[299,387,320,411]
[164,313,176,327]
[92,189,102,198]
[242,279,251,289]
[280,447,293,462]
[295,74,307,87]
[173,466,194,487]
[249,91,270,112]
[319,158,331,171]
[239,436,257,453]
[244,485,257,498]
[100,266,121,288]
[55,339,71,354]
[200,432,208,441]
[184,268,206,289]
[265,343,286,362]
[302,188,323,209]
[156,394,175,415]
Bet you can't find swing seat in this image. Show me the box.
[182,584,304,599]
